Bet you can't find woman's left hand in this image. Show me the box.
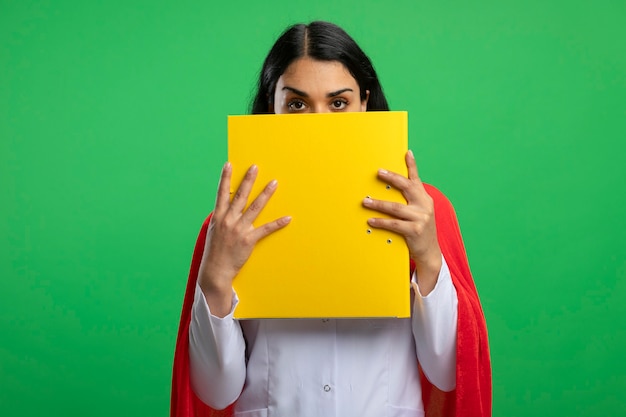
[362,150,442,296]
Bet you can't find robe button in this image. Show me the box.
[323,384,331,392]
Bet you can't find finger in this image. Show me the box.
[406,150,420,182]
[404,151,432,205]
[214,162,233,216]
[230,164,259,213]
[366,216,421,237]
[363,197,419,221]
[378,165,427,206]
[241,179,279,224]
[249,215,292,242]
[374,168,424,206]
[377,168,411,194]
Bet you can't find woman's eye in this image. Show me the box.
[331,99,348,110]
[287,100,306,111]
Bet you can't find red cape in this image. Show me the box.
[171,184,492,417]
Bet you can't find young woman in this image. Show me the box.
[171,21,491,417]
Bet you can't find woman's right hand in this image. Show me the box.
[198,162,292,317]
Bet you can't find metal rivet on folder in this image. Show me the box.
[367,229,372,234]
[387,239,392,244]
[386,185,391,190]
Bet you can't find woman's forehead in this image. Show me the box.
[278,58,358,93]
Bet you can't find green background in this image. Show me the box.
[2,0,625,415]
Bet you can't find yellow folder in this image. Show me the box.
[228,111,410,319]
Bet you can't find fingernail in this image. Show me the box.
[363,197,373,205]
[408,150,414,159]
[268,179,278,188]
[378,169,388,175]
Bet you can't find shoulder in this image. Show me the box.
[423,183,461,229]
[423,183,444,199]
[423,183,454,209]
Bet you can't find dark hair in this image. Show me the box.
[251,21,389,114]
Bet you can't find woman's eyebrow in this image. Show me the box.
[327,88,353,97]
[282,86,309,97]
[282,87,354,98]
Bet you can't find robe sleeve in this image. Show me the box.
[188,283,246,410]
[412,255,458,392]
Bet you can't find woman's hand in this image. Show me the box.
[362,150,441,296]
[199,162,291,317]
